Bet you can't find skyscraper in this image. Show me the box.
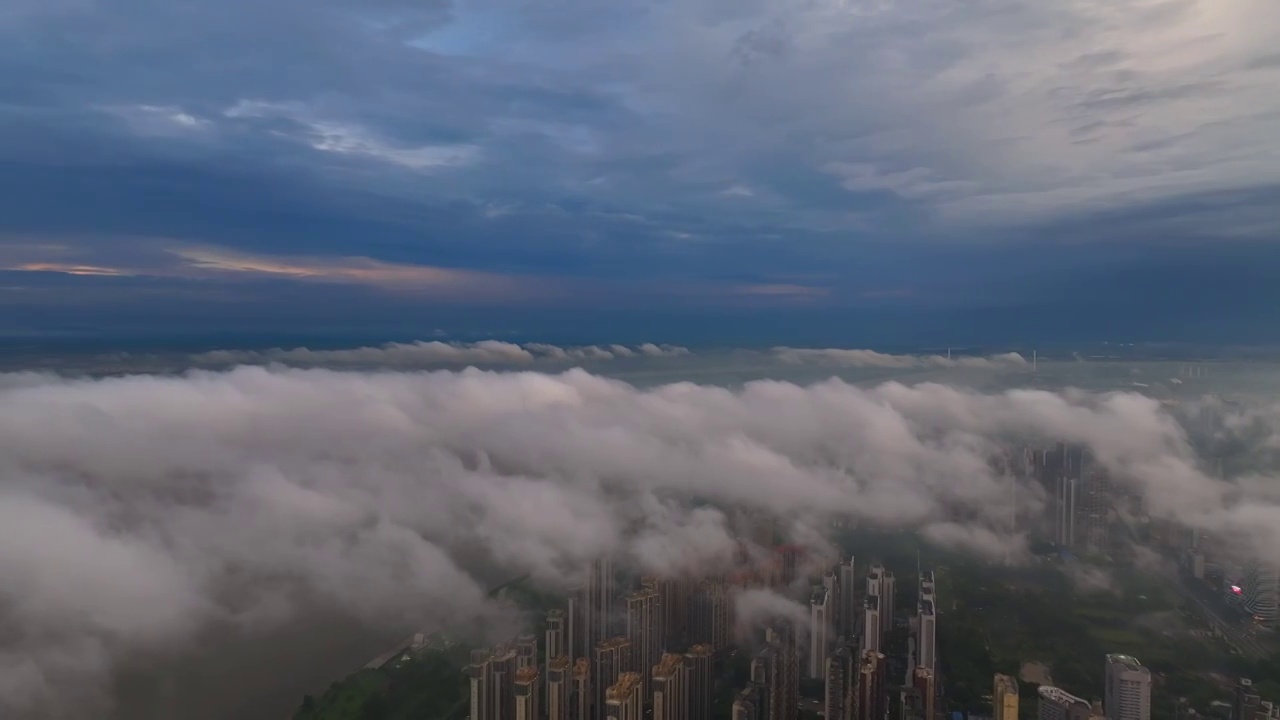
[691,580,732,653]
[764,624,800,720]
[626,588,661,701]
[516,635,538,670]
[839,556,858,637]
[568,587,586,661]
[652,653,688,720]
[491,644,519,720]
[547,610,567,666]
[994,674,1020,720]
[882,571,896,636]
[912,667,935,720]
[734,685,764,720]
[595,636,631,720]
[824,645,855,720]
[605,672,643,720]
[686,645,715,720]
[514,666,541,720]
[809,585,832,678]
[917,596,936,676]
[1104,655,1151,720]
[470,649,494,720]
[862,595,881,656]
[547,656,572,720]
[586,559,616,661]
[1039,686,1093,720]
[854,650,886,720]
[571,658,591,720]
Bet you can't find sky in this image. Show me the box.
[2,0,1280,343]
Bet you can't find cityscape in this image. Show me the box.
[450,441,1280,720]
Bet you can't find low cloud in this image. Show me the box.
[773,347,1029,369]
[1,366,1277,717]
[192,341,692,368]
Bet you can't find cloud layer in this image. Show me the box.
[1,365,1278,717]
[190,340,691,367]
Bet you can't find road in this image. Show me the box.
[1169,571,1273,659]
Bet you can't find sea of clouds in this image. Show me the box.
[2,346,1278,718]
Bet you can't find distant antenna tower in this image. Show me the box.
[1032,350,1038,371]
[947,347,952,360]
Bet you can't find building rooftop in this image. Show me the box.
[653,653,684,679]
[1038,686,1090,707]
[606,672,642,702]
[515,666,539,684]
[688,644,714,657]
[811,586,829,605]
[1105,654,1146,671]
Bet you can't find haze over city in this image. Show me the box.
[3,1,1280,720]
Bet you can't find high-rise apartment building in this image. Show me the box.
[854,650,886,720]
[514,666,541,720]
[764,624,800,720]
[652,653,688,720]
[912,667,935,720]
[917,595,936,676]
[492,644,519,720]
[547,610,567,666]
[586,559,616,661]
[839,556,858,637]
[810,585,832,678]
[605,672,643,720]
[595,636,631,720]
[686,645,714,720]
[882,571,896,635]
[862,595,881,656]
[824,645,855,720]
[568,587,586,661]
[1104,655,1151,720]
[516,635,538,670]
[734,685,763,720]
[470,649,494,720]
[994,674,1020,720]
[571,658,591,720]
[691,580,732,653]
[626,588,661,701]
[1039,686,1093,720]
[546,656,572,720]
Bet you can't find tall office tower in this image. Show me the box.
[734,685,763,720]
[469,649,495,720]
[912,667,935,720]
[994,674,1020,720]
[1243,565,1279,627]
[586,559,616,660]
[686,645,715,720]
[605,672,644,720]
[548,610,567,666]
[764,624,800,720]
[917,595,936,676]
[652,653,688,720]
[867,564,884,600]
[491,644,520,720]
[809,585,832,678]
[824,645,855,720]
[862,595,881,656]
[547,656,572,720]
[572,658,592,720]
[854,650,886,720]
[595,636,631,720]
[691,580,732,653]
[882,571,896,635]
[514,666,541,720]
[626,588,661,702]
[516,635,538,670]
[1104,655,1152,720]
[839,556,858,637]
[1038,687,1094,720]
[752,647,779,720]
